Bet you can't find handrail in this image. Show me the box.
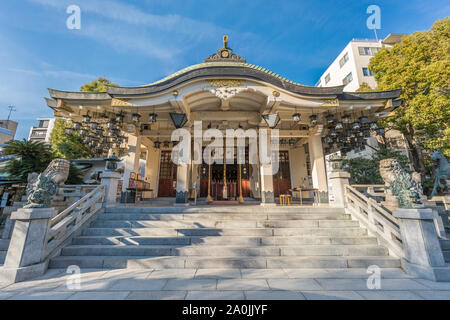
[42,184,105,260]
[344,184,404,258]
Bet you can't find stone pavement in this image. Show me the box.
[1,268,450,300]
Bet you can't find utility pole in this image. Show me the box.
[7,106,16,121]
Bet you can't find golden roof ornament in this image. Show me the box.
[204,35,246,63]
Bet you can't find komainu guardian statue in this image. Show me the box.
[379,158,424,209]
[24,159,70,208]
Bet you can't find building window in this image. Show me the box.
[325,73,331,84]
[339,52,349,68]
[362,67,374,76]
[342,72,353,86]
[358,47,379,56]
[38,120,49,128]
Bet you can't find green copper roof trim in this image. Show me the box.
[141,62,300,87]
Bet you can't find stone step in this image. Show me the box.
[49,255,401,269]
[98,212,351,221]
[72,235,379,246]
[61,244,388,257]
[89,219,360,229]
[105,207,346,214]
[82,227,368,237]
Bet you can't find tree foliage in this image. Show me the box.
[369,18,450,163]
[356,82,375,92]
[343,147,411,185]
[50,118,93,159]
[80,77,117,92]
[2,139,54,181]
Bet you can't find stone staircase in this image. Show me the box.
[49,207,401,269]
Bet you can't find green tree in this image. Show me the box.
[2,139,54,181]
[369,18,450,173]
[356,82,375,92]
[343,147,411,185]
[50,118,93,159]
[65,163,84,185]
[80,76,117,92]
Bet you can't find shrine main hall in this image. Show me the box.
[45,36,401,205]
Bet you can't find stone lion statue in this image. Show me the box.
[379,158,423,208]
[24,159,70,208]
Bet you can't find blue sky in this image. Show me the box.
[0,0,448,140]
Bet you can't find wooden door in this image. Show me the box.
[158,151,177,197]
[273,151,292,197]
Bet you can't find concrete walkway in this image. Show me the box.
[1,268,450,300]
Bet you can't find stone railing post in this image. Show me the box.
[393,208,450,281]
[100,171,121,207]
[0,208,55,283]
[329,171,350,207]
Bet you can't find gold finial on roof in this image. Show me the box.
[223,35,229,48]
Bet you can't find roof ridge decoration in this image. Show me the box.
[204,35,246,63]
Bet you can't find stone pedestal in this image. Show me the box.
[382,189,399,212]
[329,171,350,208]
[0,208,55,283]
[394,208,450,281]
[100,171,121,207]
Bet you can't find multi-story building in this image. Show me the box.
[316,34,407,92]
[0,120,18,144]
[28,118,55,143]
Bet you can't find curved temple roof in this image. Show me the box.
[47,36,401,102]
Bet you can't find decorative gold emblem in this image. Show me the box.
[208,79,243,88]
[111,98,133,107]
[172,90,179,97]
[320,99,339,107]
[221,51,229,58]
[272,91,280,97]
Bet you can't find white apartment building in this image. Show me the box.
[316,34,406,92]
[28,118,55,143]
[0,120,18,144]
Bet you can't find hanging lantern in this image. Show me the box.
[262,113,281,129]
[309,114,318,125]
[163,141,170,148]
[363,129,371,138]
[169,113,188,129]
[352,121,360,130]
[326,114,334,124]
[79,129,87,137]
[370,122,378,130]
[106,120,115,130]
[116,113,124,123]
[335,121,343,130]
[330,129,337,136]
[100,114,109,122]
[376,128,385,136]
[72,122,81,130]
[280,139,287,145]
[292,113,301,122]
[288,138,295,146]
[132,113,141,123]
[342,114,351,123]
[82,114,91,123]
[154,141,161,149]
[149,113,158,123]
[359,116,368,124]
[90,121,98,130]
